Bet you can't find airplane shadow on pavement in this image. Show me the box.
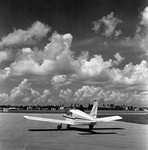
[28,127,124,135]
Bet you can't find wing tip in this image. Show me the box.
[117,116,123,120]
[24,116,28,119]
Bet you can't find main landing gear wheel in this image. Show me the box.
[57,124,62,130]
[67,125,70,129]
[89,124,94,130]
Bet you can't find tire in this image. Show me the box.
[57,124,62,130]
[89,124,94,130]
[67,125,70,129]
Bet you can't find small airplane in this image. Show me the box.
[24,101,122,130]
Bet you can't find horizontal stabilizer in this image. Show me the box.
[96,116,122,122]
[24,116,71,125]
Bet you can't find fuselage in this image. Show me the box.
[63,109,96,126]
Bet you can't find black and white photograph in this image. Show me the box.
[0,0,148,150]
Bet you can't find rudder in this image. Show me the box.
[90,101,98,119]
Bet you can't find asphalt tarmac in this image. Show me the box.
[0,113,148,150]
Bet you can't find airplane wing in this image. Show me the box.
[24,116,72,125]
[96,116,122,122]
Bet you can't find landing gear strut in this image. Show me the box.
[89,124,94,130]
[67,124,70,129]
[57,124,62,130]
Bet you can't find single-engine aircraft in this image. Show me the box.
[24,101,122,130]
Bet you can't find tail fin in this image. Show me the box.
[90,101,98,119]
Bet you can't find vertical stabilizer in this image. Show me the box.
[90,101,98,119]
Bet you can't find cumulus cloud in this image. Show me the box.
[0,93,9,104]
[102,41,108,47]
[110,60,148,86]
[10,79,39,104]
[78,52,124,82]
[113,52,125,65]
[100,90,147,106]
[0,67,10,82]
[0,30,126,84]
[0,21,51,48]
[8,32,78,76]
[114,30,122,39]
[92,20,101,34]
[0,79,53,105]
[0,51,10,63]
[0,31,78,81]
[120,7,148,55]
[73,86,102,102]
[59,89,73,102]
[51,75,67,85]
[75,56,148,102]
[35,90,52,103]
[140,6,148,27]
[139,7,148,54]
[1,30,147,102]
[59,85,148,106]
[0,18,147,107]
[78,55,112,81]
[92,12,122,37]
[51,75,72,89]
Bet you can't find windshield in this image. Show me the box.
[66,111,72,116]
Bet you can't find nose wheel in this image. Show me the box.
[57,124,62,130]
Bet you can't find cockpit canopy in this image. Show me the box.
[66,110,73,116]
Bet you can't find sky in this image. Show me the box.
[0,0,148,106]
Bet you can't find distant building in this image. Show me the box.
[27,106,33,110]
[9,107,19,110]
[59,106,64,110]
